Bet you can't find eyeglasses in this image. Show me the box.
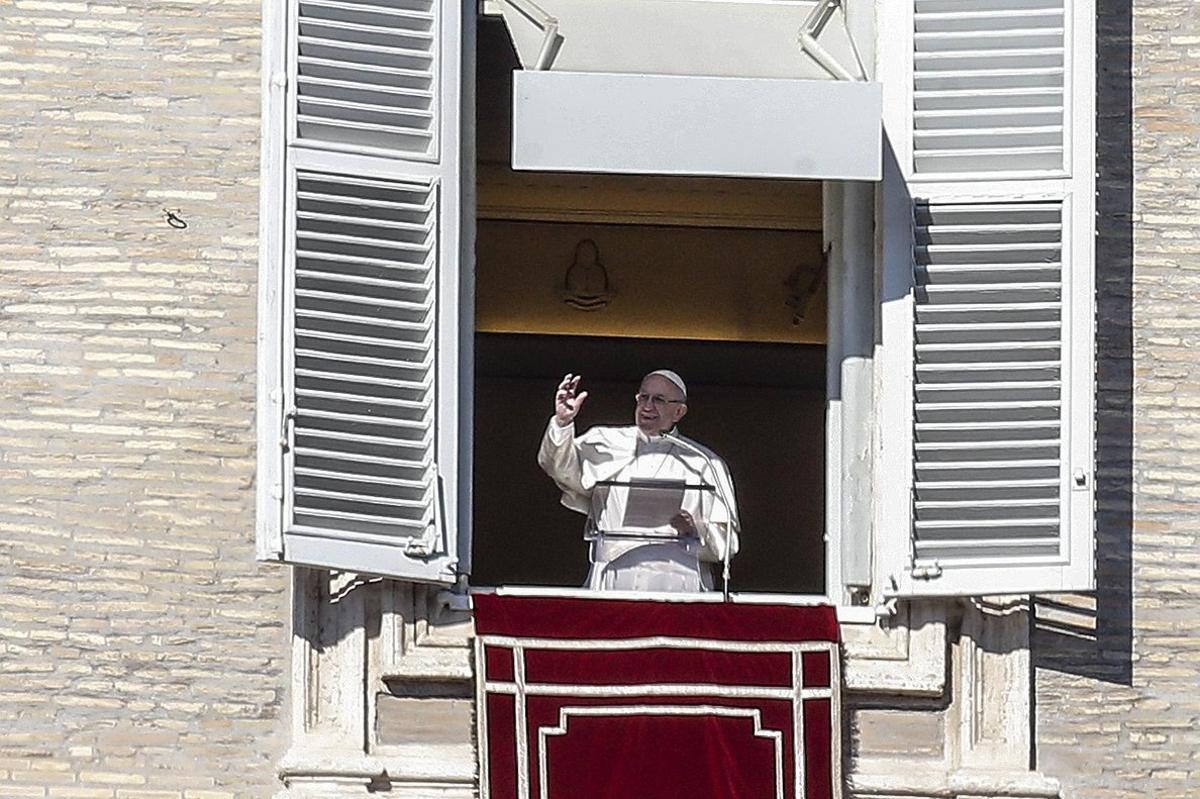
[634,393,685,409]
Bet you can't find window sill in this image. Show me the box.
[378,586,949,696]
[461,585,882,624]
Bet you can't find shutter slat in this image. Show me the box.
[298,75,433,108]
[915,517,1058,531]
[295,308,430,333]
[296,231,431,255]
[916,498,1058,509]
[296,324,432,352]
[297,250,432,273]
[300,17,434,44]
[295,465,431,490]
[914,399,1060,411]
[915,362,1061,373]
[917,458,1060,471]
[915,87,1062,111]
[297,115,434,145]
[298,35,433,63]
[912,478,1059,489]
[916,301,1060,313]
[294,506,432,529]
[296,346,434,371]
[914,536,1059,549]
[298,56,431,86]
[298,95,435,126]
[296,425,432,449]
[296,486,432,510]
[914,67,1064,92]
[295,387,427,412]
[295,288,433,312]
[296,366,432,391]
[915,9,1062,29]
[915,32,1064,54]
[296,268,435,292]
[915,339,1060,352]
[296,209,433,235]
[297,173,432,195]
[294,445,433,470]
[301,0,433,24]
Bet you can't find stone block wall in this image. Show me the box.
[0,0,288,796]
[1035,2,1200,797]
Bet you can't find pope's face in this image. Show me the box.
[634,374,688,436]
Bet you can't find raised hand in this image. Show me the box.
[554,373,589,427]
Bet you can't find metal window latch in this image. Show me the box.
[1073,468,1089,488]
[910,562,943,581]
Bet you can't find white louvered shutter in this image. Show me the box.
[876,0,1094,596]
[256,0,467,583]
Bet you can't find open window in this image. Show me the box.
[468,16,834,595]
[256,0,1097,603]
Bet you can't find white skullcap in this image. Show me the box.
[645,369,687,399]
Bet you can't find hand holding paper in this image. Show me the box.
[670,509,698,537]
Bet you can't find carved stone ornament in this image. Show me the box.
[561,238,614,311]
[784,251,827,325]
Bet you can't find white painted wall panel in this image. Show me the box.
[512,71,882,181]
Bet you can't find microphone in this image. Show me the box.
[661,430,740,601]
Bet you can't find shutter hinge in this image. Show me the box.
[1072,468,1090,489]
[910,562,943,581]
[271,72,287,90]
[279,409,295,453]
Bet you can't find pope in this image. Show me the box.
[537,369,740,592]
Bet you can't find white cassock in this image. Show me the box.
[538,418,739,592]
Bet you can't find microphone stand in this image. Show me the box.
[661,431,740,602]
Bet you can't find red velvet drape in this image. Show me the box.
[475,595,840,799]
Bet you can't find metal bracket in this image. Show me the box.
[404,465,444,558]
[497,0,560,70]
[404,522,440,557]
[910,562,944,581]
[797,0,867,82]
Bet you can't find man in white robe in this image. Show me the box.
[538,370,739,592]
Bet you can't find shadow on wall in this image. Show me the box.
[1032,0,1133,687]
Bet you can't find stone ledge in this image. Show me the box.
[849,763,1061,799]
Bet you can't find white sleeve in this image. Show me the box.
[537,417,587,500]
[697,459,739,564]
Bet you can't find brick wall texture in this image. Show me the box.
[2,0,1196,797]
[1035,2,1200,798]
[0,0,289,797]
